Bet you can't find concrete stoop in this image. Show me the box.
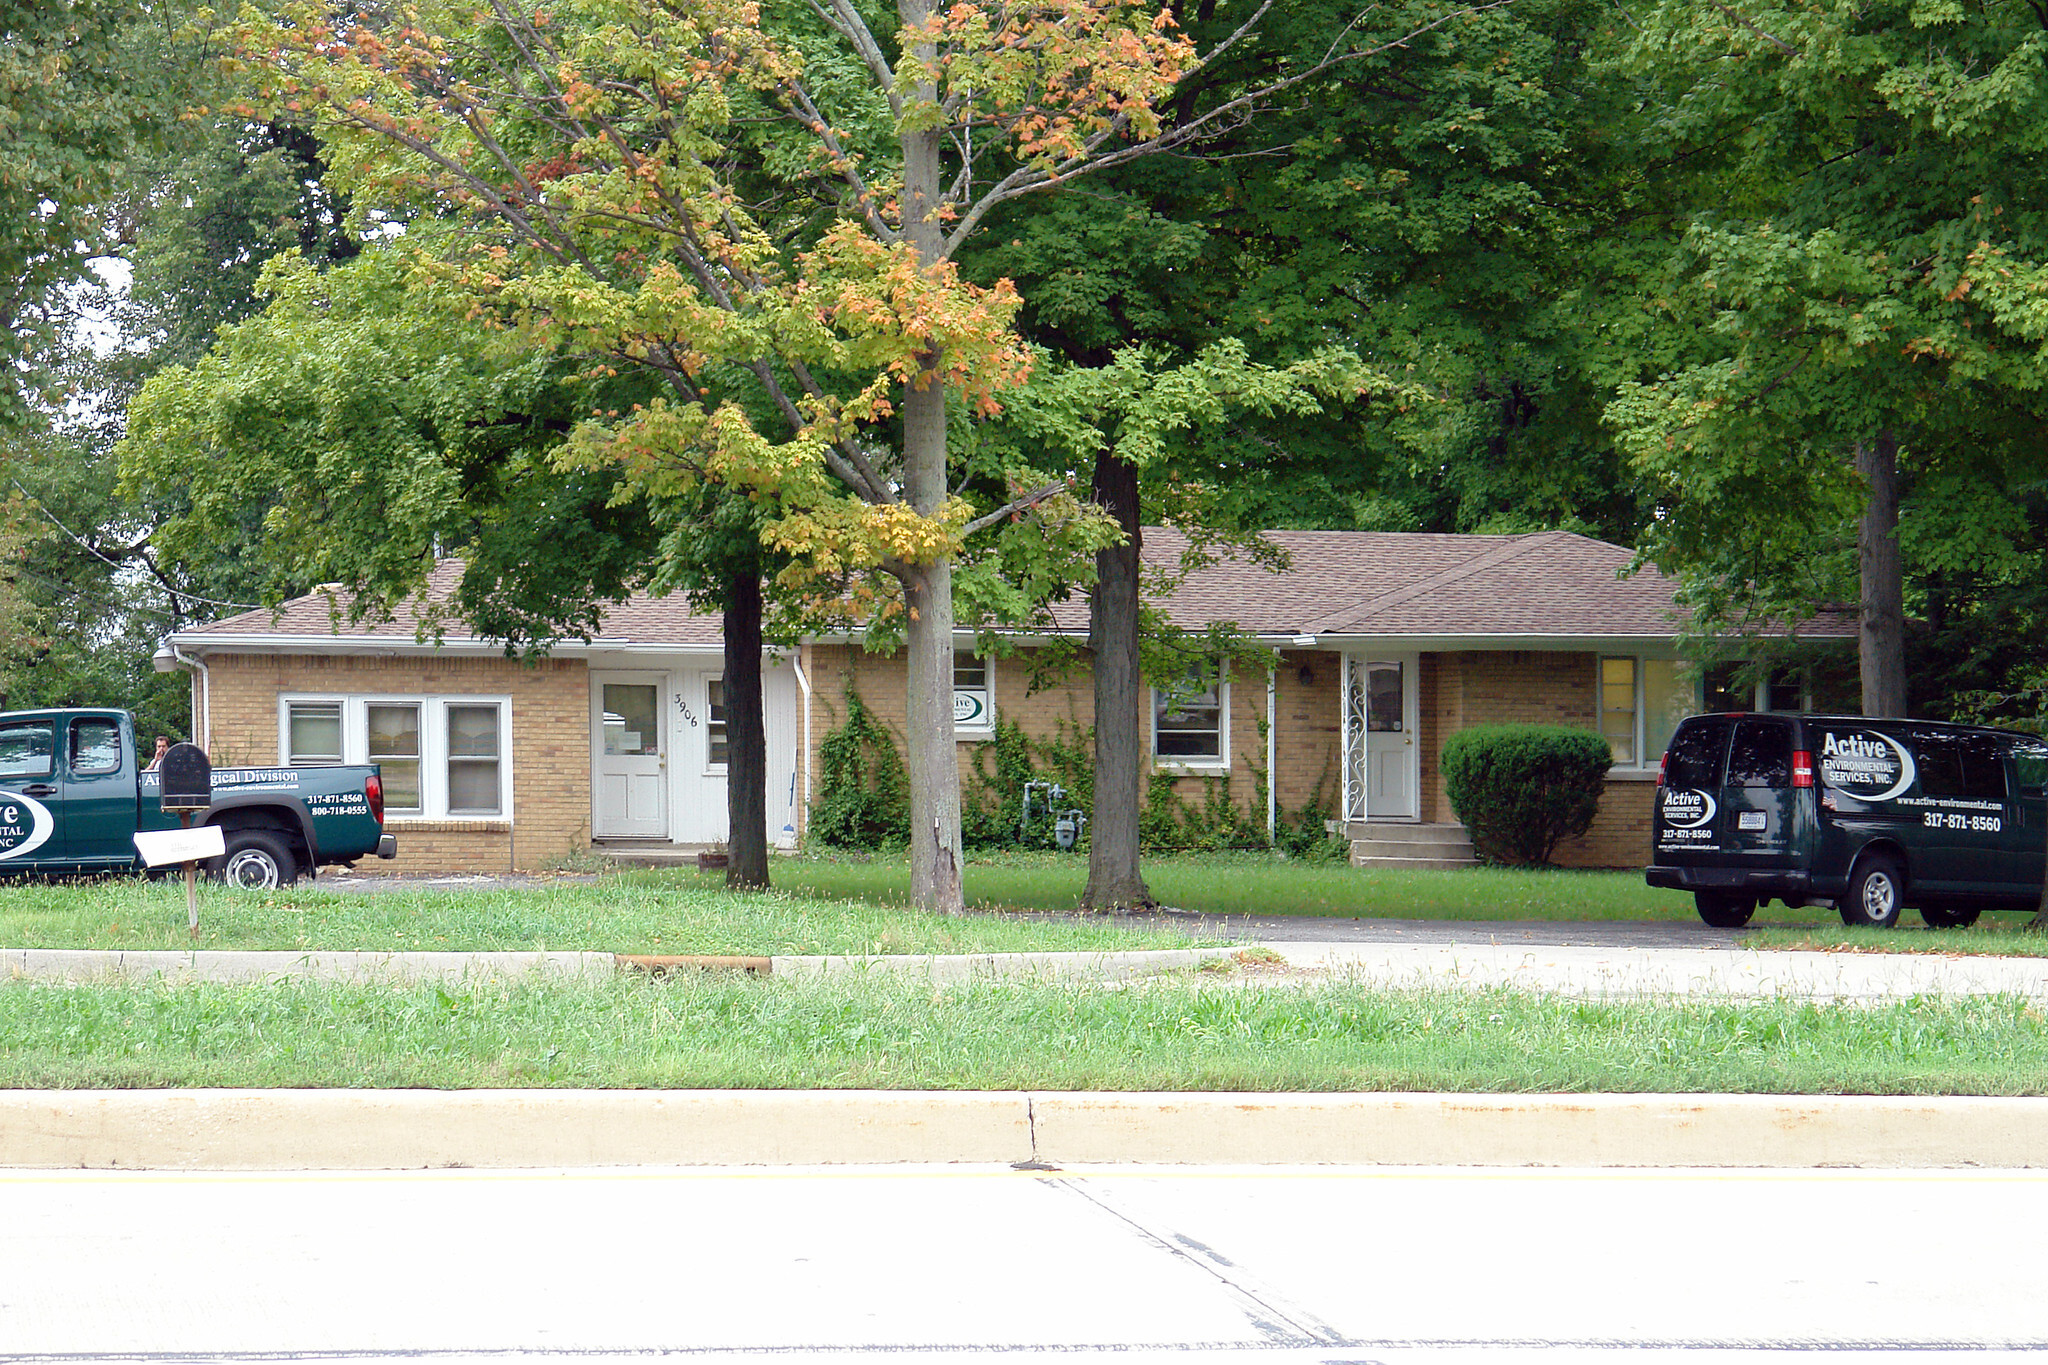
[1347,821,1478,871]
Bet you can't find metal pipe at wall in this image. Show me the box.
[1266,664,1277,842]
[173,646,211,753]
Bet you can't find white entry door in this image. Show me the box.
[667,668,729,845]
[1344,654,1418,821]
[593,674,667,838]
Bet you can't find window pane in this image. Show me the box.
[1762,670,1803,713]
[1600,657,1637,765]
[70,719,123,775]
[445,705,501,815]
[1701,664,1750,713]
[447,761,500,815]
[0,722,54,779]
[1911,733,1965,799]
[954,652,990,730]
[288,703,342,764]
[1155,666,1222,759]
[1728,718,1792,788]
[2015,742,2048,798]
[1365,662,1403,732]
[1664,717,1731,790]
[600,684,657,757]
[368,705,420,758]
[707,678,728,767]
[447,705,500,758]
[1960,736,2008,801]
[1642,660,1693,768]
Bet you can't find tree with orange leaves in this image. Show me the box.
[236,0,1485,912]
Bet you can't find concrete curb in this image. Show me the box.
[5,1090,2046,1171]
[768,948,1235,983]
[0,948,615,985]
[1,946,1235,986]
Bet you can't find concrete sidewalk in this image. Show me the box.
[5,1089,2047,1170]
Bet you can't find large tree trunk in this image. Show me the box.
[1081,449,1155,911]
[723,569,769,891]
[1856,432,1907,718]
[895,6,966,915]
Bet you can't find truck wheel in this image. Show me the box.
[212,830,299,889]
[1839,854,1905,929]
[1921,905,1981,930]
[1695,892,1756,929]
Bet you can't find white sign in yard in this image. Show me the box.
[133,825,226,868]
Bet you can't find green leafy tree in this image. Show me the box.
[237,0,1471,912]
[1609,0,2048,717]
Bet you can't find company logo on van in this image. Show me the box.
[1661,788,1717,828]
[1819,730,1916,802]
[0,791,55,861]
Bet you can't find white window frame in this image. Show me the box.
[280,694,514,821]
[953,651,994,738]
[1597,656,1703,774]
[704,675,729,775]
[1151,660,1229,770]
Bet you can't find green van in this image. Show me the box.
[1646,713,2048,929]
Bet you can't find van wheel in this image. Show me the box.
[210,830,299,890]
[1839,855,1905,929]
[1922,905,1981,930]
[1695,892,1756,929]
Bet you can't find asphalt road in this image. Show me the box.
[4,1164,2044,1361]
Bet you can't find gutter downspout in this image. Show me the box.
[1266,661,1277,843]
[173,646,211,753]
[792,646,814,846]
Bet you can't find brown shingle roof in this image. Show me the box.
[176,530,1854,647]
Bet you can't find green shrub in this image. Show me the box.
[811,688,910,848]
[1440,724,1611,866]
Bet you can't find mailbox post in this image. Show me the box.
[158,743,212,939]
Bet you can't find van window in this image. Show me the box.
[2016,742,2048,799]
[1911,732,1966,799]
[1727,718,1792,788]
[1663,717,1730,789]
[1959,736,2009,801]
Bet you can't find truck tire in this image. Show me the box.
[212,830,299,889]
[1921,905,1981,930]
[1695,892,1756,929]
[1839,853,1905,930]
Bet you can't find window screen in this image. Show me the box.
[445,704,502,815]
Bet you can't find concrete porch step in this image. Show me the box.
[1347,853,1484,872]
[1346,822,1478,871]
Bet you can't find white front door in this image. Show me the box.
[667,668,729,845]
[593,674,667,838]
[1344,654,1418,821]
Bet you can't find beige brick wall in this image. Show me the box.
[804,645,1342,834]
[202,652,591,873]
[1421,649,1650,869]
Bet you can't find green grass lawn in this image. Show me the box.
[1753,918,2048,956]
[4,970,2045,1094]
[0,871,1211,956]
[751,849,1715,921]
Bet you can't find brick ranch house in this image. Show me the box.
[156,528,1851,873]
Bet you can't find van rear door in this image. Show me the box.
[1723,716,1800,871]
[1654,715,1733,862]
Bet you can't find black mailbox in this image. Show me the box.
[159,743,212,812]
